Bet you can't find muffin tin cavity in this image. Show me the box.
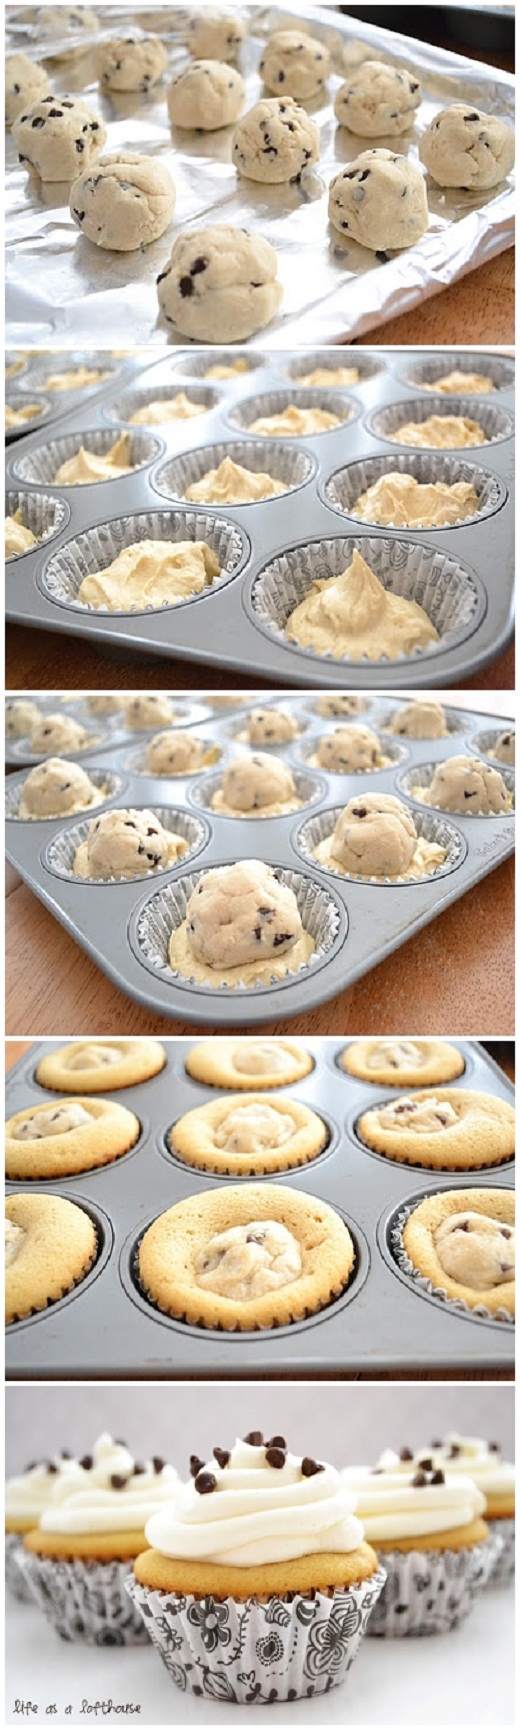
[248,534,485,666]
[286,352,385,386]
[399,353,515,394]
[6,1194,112,1330]
[39,512,248,616]
[322,454,506,530]
[382,1190,515,1327]
[228,389,359,435]
[398,761,515,817]
[103,383,222,427]
[187,766,326,820]
[294,805,465,886]
[5,768,125,823]
[368,397,513,448]
[13,427,162,486]
[153,440,316,506]
[352,1099,515,1173]
[470,729,516,769]
[43,808,209,885]
[5,488,70,562]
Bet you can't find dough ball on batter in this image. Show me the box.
[435,1211,515,1290]
[335,62,421,137]
[73,807,183,880]
[317,724,384,772]
[317,694,366,717]
[493,730,515,765]
[70,152,175,250]
[97,35,168,93]
[247,707,298,745]
[330,792,418,876]
[157,224,283,343]
[424,756,510,815]
[419,103,515,190]
[125,694,176,729]
[29,713,90,754]
[388,700,448,738]
[85,695,123,716]
[146,730,207,774]
[5,54,50,127]
[168,59,244,130]
[13,95,106,182]
[186,11,246,63]
[185,860,302,969]
[38,8,100,35]
[19,758,100,818]
[218,753,297,813]
[232,96,319,184]
[6,699,41,739]
[329,149,428,250]
[260,29,330,100]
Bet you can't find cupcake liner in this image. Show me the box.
[323,454,505,530]
[132,865,342,995]
[228,388,358,436]
[5,1532,34,1603]
[366,1537,497,1638]
[295,732,407,773]
[44,807,208,885]
[13,427,162,487]
[5,769,124,823]
[9,725,103,763]
[6,393,52,440]
[399,354,515,394]
[188,767,325,819]
[487,1518,515,1587]
[21,353,118,395]
[470,728,515,771]
[390,1198,514,1325]
[40,511,247,615]
[104,383,221,427]
[5,488,70,562]
[295,804,465,886]
[249,534,483,667]
[398,761,515,818]
[125,1566,387,1702]
[168,350,264,380]
[124,738,222,776]
[368,397,513,447]
[17,1549,150,1645]
[153,440,315,506]
[286,351,384,385]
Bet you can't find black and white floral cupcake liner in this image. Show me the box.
[5,1532,34,1603]
[17,1549,150,1645]
[366,1535,498,1637]
[125,1567,387,1703]
[487,1518,515,1587]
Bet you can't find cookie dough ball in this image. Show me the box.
[11,1103,92,1141]
[434,1211,515,1291]
[38,7,100,34]
[186,11,246,63]
[419,104,515,190]
[157,224,283,343]
[185,860,303,970]
[232,97,319,184]
[330,148,428,250]
[85,695,123,716]
[317,724,385,772]
[73,807,184,880]
[317,694,366,717]
[6,698,41,739]
[168,60,244,130]
[330,792,418,876]
[5,54,50,127]
[145,730,208,775]
[13,95,106,182]
[217,753,297,813]
[18,758,100,818]
[388,700,448,739]
[493,730,515,765]
[424,756,511,815]
[125,694,176,729]
[335,63,421,137]
[29,713,90,754]
[70,152,175,250]
[246,707,298,746]
[260,29,330,100]
[97,35,168,93]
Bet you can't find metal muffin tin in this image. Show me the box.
[4,696,211,768]
[5,347,515,688]
[4,694,515,1026]
[5,1036,514,1380]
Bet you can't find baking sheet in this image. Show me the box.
[5,3,515,348]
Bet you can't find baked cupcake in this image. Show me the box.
[341,1460,491,1636]
[21,1434,179,1645]
[372,1435,515,1588]
[6,1194,97,1323]
[5,1096,140,1179]
[169,1093,328,1176]
[6,1451,76,1602]
[185,1038,313,1090]
[357,1089,515,1170]
[127,1433,386,1702]
[340,1038,464,1087]
[398,1187,515,1317]
[36,1038,166,1092]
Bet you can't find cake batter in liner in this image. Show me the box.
[228,387,359,436]
[295,804,464,885]
[132,865,342,994]
[6,392,51,440]
[12,426,161,486]
[103,382,221,427]
[286,351,384,385]
[368,396,513,448]
[398,760,515,817]
[399,354,515,394]
[390,1196,514,1325]
[153,439,316,505]
[44,806,208,884]
[39,511,247,614]
[323,453,505,530]
[20,351,119,397]
[5,487,70,562]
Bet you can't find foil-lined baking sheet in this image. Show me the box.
[5,2,515,349]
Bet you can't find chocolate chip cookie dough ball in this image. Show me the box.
[260,29,330,100]
[325,793,418,876]
[316,694,366,717]
[168,60,244,130]
[185,860,303,971]
[5,698,41,739]
[246,707,299,746]
[329,149,428,250]
[186,11,246,63]
[125,694,176,730]
[13,96,106,182]
[212,753,299,816]
[38,7,100,34]
[232,97,319,184]
[18,758,102,819]
[419,104,515,190]
[157,224,283,343]
[416,756,511,815]
[85,695,123,716]
[387,700,448,739]
[317,724,388,773]
[70,153,175,250]
[334,63,421,137]
[5,54,50,127]
[493,730,515,765]
[29,713,90,754]
[73,807,186,880]
[434,1209,515,1289]
[145,729,211,775]
[97,35,168,93]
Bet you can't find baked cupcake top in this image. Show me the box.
[372,1437,515,1505]
[185,1037,313,1090]
[145,1434,363,1566]
[357,1088,515,1170]
[35,1038,165,1092]
[38,1434,178,1535]
[6,1452,76,1526]
[402,1187,515,1314]
[341,1463,485,1543]
[340,1037,464,1087]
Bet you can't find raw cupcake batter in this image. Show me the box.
[351,471,480,527]
[76,540,220,610]
[168,859,315,987]
[53,433,134,484]
[293,365,360,386]
[5,510,38,558]
[249,404,342,436]
[388,415,485,448]
[6,403,43,429]
[313,792,447,880]
[44,365,112,390]
[129,393,206,424]
[422,370,495,394]
[285,549,439,660]
[184,456,286,504]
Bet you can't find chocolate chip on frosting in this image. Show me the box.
[194,1470,217,1494]
[412,1470,428,1487]
[151,1456,165,1474]
[244,1430,264,1445]
[267,1434,287,1450]
[79,1453,93,1470]
[431,1469,445,1485]
[399,1446,413,1461]
[213,1447,231,1468]
[301,1457,325,1477]
[190,1454,205,1478]
[110,1473,128,1489]
[265,1445,287,1468]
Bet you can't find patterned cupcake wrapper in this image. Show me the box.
[5,1532,34,1603]
[366,1536,497,1637]
[487,1518,515,1587]
[5,488,70,563]
[391,1200,514,1325]
[17,1549,150,1645]
[125,1567,387,1704]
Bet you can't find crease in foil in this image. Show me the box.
[5,3,515,348]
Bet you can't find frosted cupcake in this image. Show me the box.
[341,1460,492,1636]
[127,1432,386,1702]
[21,1433,178,1644]
[386,1435,515,1587]
[6,1451,75,1602]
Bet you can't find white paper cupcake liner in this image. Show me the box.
[487,1518,515,1586]
[44,807,208,884]
[169,350,265,380]
[228,388,358,436]
[17,1549,150,1645]
[5,1532,34,1603]
[286,351,384,385]
[399,354,515,394]
[323,454,505,530]
[5,769,124,823]
[295,731,407,773]
[5,488,70,562]
[6,393,52,440]
[125,1566,387,1702]
[124,738,223,776]
[249,534,483,666]
[369,396,513,447]
[391,1198,514,1325]
[398,761,515,818]
[188,767,325,819]
[13,427,162,487]
[104,382,221,427]
[295,804,464,885]
[133,865,342,995]
[154,440,315,506]
[470,728,515,771]
[40,511,247,615]
[366,1537,497,1638]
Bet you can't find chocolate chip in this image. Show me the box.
[352,806,367,818]
[267,1436,286,1450]
[190,256,208,276]
[301,1457,324,1477]
[190,1454,205,1477]
[449,1444,461,1457]
[133,1462,145,1474]
[376,251,390,263]
[110,1474,127,1489]
[46,1462,58,1474]
[244,1430,263,1446]
[60,1450,72,1460]
[431,1469,445,1485]
[80,1454,93,1469]
[501,1227,512,1239]
[489,1443,500,1452]
[194,1471,217,1494]
[272,932,293,947]
[179,275,194,297]
[151,1456,164,1474]
[418,1457,433,1471]
[399,1447,413,1461]
[213,1447,230,1469]
[464,112,481,121]
[265,1446,286,1468]
[412,1471,427,1487]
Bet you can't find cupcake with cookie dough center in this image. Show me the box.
[185,1038,313,1090]
[357,1088,514,1171]
[340,1458,491,1636]
[399,1187,515,1317]
[340,1038,464,1087]
[5,1096,140,1179]
[169,1093,328,1177]
[127,1432,385,1701]
[36,1038,165,1093]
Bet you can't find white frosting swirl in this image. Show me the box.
[341,1466,485,1541]
[38,1433,178,1534]
[145,1437,364,1566]
[5,1456,72,1522]
[374,1436,515,1501]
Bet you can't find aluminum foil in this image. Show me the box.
[5,3,515,348]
